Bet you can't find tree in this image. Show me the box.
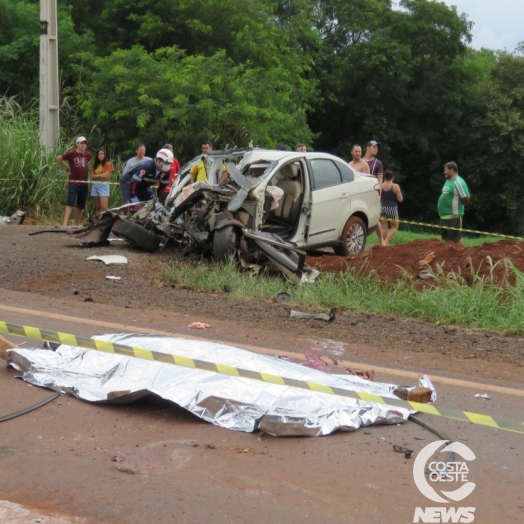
[73,45,313,159]
[0,0,93,99]
[462,52,524,234]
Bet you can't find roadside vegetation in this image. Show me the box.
[2,0,524,238]
[0,96,123,221]
[163,257,524,336]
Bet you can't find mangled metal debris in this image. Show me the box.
[59,148,381,282]
[7,333,436,437]
[287,307,337,322]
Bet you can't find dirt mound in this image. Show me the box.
[306,238,524,284]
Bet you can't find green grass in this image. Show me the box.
[367,228,510,247]
[163,258,524,335]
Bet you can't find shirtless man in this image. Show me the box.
[363,139,386,246]
[348,144,370,173]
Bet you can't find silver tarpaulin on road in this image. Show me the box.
[8,334,435,437]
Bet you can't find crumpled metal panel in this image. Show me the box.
[8,334,436,437]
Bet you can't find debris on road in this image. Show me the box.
[105,276,122,280]
[188,322,212,329]
[277,352,375,380]
[474,393,492,400]
[0,210,27,225]
[393,445,413,458]
[7,333,437,437]
[393,386,433,404]
[287,307,337,322]
[276,292,291,303]
[87,255,128,265]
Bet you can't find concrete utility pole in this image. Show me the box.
[39,0,60,149]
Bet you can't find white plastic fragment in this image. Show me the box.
[105,276,122,280]
[86,255,128,265]
[474,393,492,400]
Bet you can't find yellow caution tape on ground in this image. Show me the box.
[1,321,523,435]
[379,217,524,242]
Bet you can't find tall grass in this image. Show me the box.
[0,97,64,220]
[163,258,524,335]
[0,96,124,222]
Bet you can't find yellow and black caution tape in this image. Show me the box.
[0,178,122,186]
[379,216,524,242]
[1,320,523,435]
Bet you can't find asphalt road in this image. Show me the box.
[0,289,523,524]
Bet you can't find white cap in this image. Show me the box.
[76,136,87,144]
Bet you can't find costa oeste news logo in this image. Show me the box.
[413,440,476,523]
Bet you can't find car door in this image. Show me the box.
[305,158,354,244]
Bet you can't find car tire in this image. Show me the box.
[213,226,240,264]
[111,218,161,252]
[334,216,367,256]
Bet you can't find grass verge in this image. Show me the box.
[163,259,524,335]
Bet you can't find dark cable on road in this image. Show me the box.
[0,391,63,423]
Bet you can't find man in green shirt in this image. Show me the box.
[437,161,470,245]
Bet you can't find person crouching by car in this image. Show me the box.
[119,148,174,213]
[157,143,181,206]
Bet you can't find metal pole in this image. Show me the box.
[39,0,60,149]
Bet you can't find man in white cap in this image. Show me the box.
[57,136,93,226]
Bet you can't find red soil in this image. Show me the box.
[306,238,524,284]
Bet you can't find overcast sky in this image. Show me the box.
[394,0,523,52]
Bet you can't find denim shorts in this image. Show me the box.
[91,182,110,197]
[66,184,88,209]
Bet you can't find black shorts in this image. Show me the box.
[66,184,88,209]
[440,216,462,242]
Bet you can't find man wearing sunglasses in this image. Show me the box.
[57,136,92,226]
[119,148,174,213]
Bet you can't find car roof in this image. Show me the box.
[239,149,346,168]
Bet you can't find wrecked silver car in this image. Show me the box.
[91,149,381,281]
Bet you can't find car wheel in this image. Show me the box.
[213,226,240,264]
[111,218,161,252]
[334,216,367,256]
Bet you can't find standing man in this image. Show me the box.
[189,141,228,184]
[295,144,307,153]
[190,141,213,184]
[363,139,385,246]
[122,144,151,179]
[57,136,92,226]
[438,161,470,246]
[348,144,370,173]
[363,140,384,183]
[119,148,174,211]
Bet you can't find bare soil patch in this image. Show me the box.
[307,238,524,284]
